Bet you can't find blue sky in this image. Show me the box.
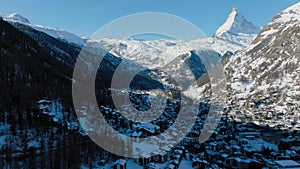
[0,0,299,37]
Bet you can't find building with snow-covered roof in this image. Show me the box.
[112,159,127,169]
[275,160,300,169]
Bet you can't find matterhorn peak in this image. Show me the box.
[215,8,260,37]
[230,7,239,15]
[5,13,30,24]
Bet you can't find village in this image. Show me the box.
[33,88,300,169]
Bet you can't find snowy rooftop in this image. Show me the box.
[275,160,300,168]
[113,159,127,166]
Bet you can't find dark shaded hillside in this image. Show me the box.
[0,19,73,112]
[0,18,165,111]
[0,18,87,169]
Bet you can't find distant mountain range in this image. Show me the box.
[2,7,261,56]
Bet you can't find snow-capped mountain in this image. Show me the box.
[90,8,260,72]
[215,8,261,48]
[225,2,300,125]
[2,8,259,57]
[3,13,84,46]
[5,13,30,24]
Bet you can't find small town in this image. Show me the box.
[34,89,300,169]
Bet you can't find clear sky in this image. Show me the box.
[0,0,299,37]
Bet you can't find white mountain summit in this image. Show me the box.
[5,13,30,24]
[3,13,85,46]
[215,8,261,48]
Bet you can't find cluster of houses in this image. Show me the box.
[105,98,300,169]
[37,93,300,169]
[228,95,300,132]
[109,117,300,169]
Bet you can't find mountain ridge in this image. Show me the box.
[3,14,85,46]
[224,2,300,129]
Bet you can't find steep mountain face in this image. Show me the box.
[225,2,300,121]
[215,8,261,48]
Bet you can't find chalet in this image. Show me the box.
[205,150,219,161]
[286,150,300,161]
[97,159,106,166]
[243,147,256,157]
[279,137,297,150]
[216,126,228,135]
[231,145,242,154]
[149,150,162,163]
[165,164,176,169]
[170,159,180,168]
[161,146,172,161]
[192,159,208,169]
[275,160,300,169]
[251,153,263,161]
[271,151,291,160]
[184,151,193,161]
[237,137,248,146]
[290,146,300,154]
[111,159,127,169]
[157,151,168,163]
[138,123,160,136]
[224,157,253,169]
[208,141,226,152]
[183,131,198,145]
[131,131,143,142]
[145,162,161,169]
[136,152,151,166]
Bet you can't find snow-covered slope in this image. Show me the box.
[215,8,261,48]
[93,36,245,70]
[3,13,84,46]
[31,25,85,46]
[91,8,259,68]
[5,13,30,24]
[224,2,300,125]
